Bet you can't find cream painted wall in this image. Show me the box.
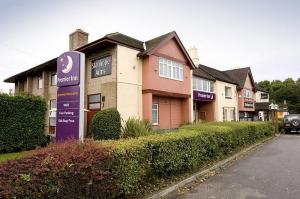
[255,90,269,103]
[116,45,143,122]
[214,80,238,121]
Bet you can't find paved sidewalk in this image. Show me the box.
[167,134,300,199]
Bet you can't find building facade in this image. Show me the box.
[5,30,195,136]
[224,68,256,121]
[255,86,270,121]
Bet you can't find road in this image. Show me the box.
[167,134,300,199]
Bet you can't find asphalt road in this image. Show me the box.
[168,134,300,199]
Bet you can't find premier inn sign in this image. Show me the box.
[56,51,85,141]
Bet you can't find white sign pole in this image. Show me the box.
[78,52,85,142]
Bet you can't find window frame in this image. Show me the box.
[225,86,232,98]
[88,94,101,110]
[152,103,159,125]
[50,72,57,86]
[159,57,184,81]
[243,89,252,99]
[49,99,57,127]
[192,77,214,93]
[38,75,43,89]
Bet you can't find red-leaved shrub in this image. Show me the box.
[0,140,119,199]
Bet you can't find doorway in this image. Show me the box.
[87,94,101,137]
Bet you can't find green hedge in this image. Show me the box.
[105,121,274,197]
[0,122,273,198]
[91,108,122,140]
[0,93,47,153]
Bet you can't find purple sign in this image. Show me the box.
[57,52,80,87]
[56,51,85,142]
[56,86,80,141]
[193,90,215,101]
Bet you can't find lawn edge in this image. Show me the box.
[146,135,277,199]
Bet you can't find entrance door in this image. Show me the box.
[87,94,101,137]
[198,111,206,121]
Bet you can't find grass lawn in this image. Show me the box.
[0,151,29,164]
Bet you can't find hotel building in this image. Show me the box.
[4,30,195,135]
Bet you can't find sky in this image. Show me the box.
[0,0,299,92]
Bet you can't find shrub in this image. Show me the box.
[105,122,274,196]
[0,122,274,198]
[91,108,121,140]
[0,93,48,153]
[122,117,152,138]
[0,141,118,199]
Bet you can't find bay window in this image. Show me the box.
[159,57,183,81]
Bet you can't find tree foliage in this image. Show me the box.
[257,78,300,113]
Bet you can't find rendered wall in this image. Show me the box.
[214,80,238,121]
[116,45,143,122]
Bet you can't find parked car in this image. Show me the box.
[283,114,300,133]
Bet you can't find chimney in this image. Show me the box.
[69,29,89,50]
[187,47,199,67]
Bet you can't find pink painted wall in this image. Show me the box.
[142,38,191,96]
[238,89,255,112]
[142,38,192,129]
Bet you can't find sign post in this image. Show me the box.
[56,51,85,141]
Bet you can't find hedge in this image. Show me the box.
[0,122,273,198]
[0,93,48,153]
[91,108,122,140]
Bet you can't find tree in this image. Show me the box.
[257,78,300,114]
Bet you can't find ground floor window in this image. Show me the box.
[88,94,101,110]
[152,104,159,125]
[239,111,254,121]
[223,107,236,121]
[49,99,57,127]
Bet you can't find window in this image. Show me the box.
[193,77,214,92]
[51,72,57,86]
[152,104,159,125]
[223,107,236,122]
[224,108,228,121]
[38,76,43,89]
[159,57,183,81]
[49,99,57,127]
[230,109,235,121]
[88,94,101,110]
[225,86,232,98]
[243,89,252,99]
[261,92,268,99]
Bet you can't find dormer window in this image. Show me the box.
[159,57,183,81]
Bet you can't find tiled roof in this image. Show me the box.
[198,64,238,85]
[223,67,252,89]
[141,31,174,55]
[104,32,144,50]
[4,31,196,83]
[192,67,216,81]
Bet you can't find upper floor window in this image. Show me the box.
[159,57,183,81]
[243,89,253,99]
[51,72,57,86]
[225,86,232,98]
[38,76,43,89]
[260,92,268,99]
[193,77,214,92]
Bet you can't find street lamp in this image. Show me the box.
[269,103,279,134]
